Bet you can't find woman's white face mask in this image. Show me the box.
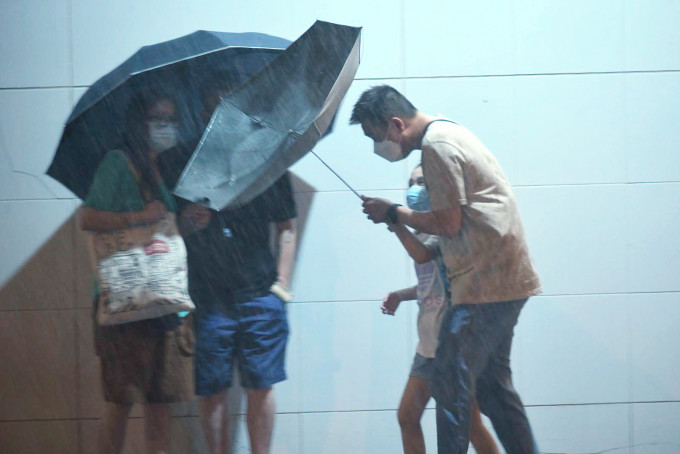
[373,123,405,162]
[147,121,178,153]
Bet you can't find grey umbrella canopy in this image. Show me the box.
[47,30,290,199]
[173,21,362,211]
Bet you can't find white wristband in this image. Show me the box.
[270,282,293,303]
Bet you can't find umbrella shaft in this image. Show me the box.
[310,150,361,199]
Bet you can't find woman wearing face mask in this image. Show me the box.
[382,165,499,454]
[79,90,193,454]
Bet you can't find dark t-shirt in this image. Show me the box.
[183,174,296,304]
[157,143,297,305]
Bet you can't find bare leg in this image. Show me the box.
[143,403,172,454]
[200,390,232,454]
[469,400,500,454]
[98,402,133,454]
[246,387,276,454]
[398,377,432,454]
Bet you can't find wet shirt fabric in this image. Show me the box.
[421,120,542,304]
[415,233,449,358]
[180,173,297,305]
[85,149,177,214]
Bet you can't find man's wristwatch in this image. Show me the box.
[386,203,402,224]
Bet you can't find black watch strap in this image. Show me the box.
[387,203,402,224]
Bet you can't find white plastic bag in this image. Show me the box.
[90,212,194,325]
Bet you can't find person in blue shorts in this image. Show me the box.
[161,80,298,454]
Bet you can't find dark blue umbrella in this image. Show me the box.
[47,30,290,199]
[173,21,361,210]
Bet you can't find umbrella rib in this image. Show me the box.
[129,46,285,76]
[220,99,304,137]
[311,35,361,138]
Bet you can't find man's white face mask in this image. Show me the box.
[148,121,178,153]
[373,123,405,162]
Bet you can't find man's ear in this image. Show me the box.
[390,116,406,132]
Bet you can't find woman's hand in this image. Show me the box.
[80,202,167,232]
[139,200,168,225]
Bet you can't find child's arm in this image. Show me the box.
[389,223,432,264]
[381,285,417,316]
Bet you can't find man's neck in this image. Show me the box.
[409,112,439,149]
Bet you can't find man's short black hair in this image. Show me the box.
[349,85,417,129]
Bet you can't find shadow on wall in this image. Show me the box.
[0,173,316,454]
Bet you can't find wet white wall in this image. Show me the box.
[1,0,679,453]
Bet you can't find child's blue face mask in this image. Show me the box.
[406,185,431,212]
